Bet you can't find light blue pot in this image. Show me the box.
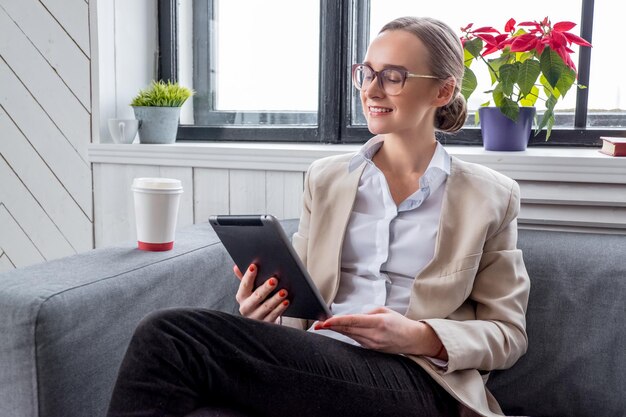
[133,106,181,144]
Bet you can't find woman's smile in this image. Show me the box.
[368,105,393,116]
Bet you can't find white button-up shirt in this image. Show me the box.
[308,135,451,348]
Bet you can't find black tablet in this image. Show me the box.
[209,214,332,321]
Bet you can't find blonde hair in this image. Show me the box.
[379,17,467,133]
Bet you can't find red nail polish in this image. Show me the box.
[282,300,289,306]
[269,278,276,287]
[279,290,286,297]
[322,322,331,328]
[249,264,255,272]
[314,324,323,330]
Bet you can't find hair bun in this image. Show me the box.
[435,95,467,133]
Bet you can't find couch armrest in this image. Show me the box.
[0,219,298,417]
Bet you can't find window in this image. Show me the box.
[160,0,625,146]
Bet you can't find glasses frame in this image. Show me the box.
[351,63,440,96]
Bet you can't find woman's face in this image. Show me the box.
[360,30,444,136]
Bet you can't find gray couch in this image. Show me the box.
[1,220,624,417]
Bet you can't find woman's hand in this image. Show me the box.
[233,264,290,323]
[315,306,447,359]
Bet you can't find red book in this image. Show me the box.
[599,137,626,157]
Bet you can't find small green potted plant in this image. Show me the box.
[131,80,194,144]
[460,17,591,150]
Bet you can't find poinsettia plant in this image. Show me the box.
[460,17,592,139]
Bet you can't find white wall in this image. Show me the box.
[0,0,158,272]
[94,0,158,143]
[0,0,95,272]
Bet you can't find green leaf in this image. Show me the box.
[540,47,566,88]
[535,94,557,138]
[492,84,504,107]
[539,74,555,97]
[499,63,518,97]
[463,49,475,67]
[464,38,483,59]
[487,56,509,84]
[517,59,541,96]
[461,67,478,101]
[520,86,539,106]
[555,66,576,98]
[500,97,520,122]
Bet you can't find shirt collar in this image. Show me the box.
[348,135,451,211]
[348,135,451,177]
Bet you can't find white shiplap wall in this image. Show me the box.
[0,0,158,271]
[92,162,304,247]
[0,0,93,270]
[88,144,626,247]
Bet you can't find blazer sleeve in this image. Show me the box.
[281,164,314,331]
[421,181,530,374]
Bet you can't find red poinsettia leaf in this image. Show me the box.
[472,26,500,33]
[565,54,577,71]
[555,46,569,63]
[510,35,537,52]
[550,30,568,47]
[562,32,592,47]
[541,17,550,27]
[565,46,574,53]
[461,23,474,32]
[535,43,545,55]
[495,34,509,44]
[476,33,497,45]
[518,21,542,30]
[505,18,516,32]
[482,45,500,56]
[553,21,577,31]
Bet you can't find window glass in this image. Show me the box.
[587,4,626,127]
[352,0,584,127]
[178,0,320,126]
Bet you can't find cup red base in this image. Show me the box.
[138,241,174,251]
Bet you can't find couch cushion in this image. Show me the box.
[487,229,626,417]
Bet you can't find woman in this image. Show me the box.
[107,16,529,417]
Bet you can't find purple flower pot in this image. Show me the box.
[479,107,535,151]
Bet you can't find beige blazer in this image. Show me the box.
[284,152,530,417]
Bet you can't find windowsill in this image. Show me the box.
[87,141,626,184]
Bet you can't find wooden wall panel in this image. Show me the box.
[40,0,90,56]
[0,109,92,251]
[0,62,92,216]
[266,171,304,220]
[194,168,230,223]
[0,6,91,160]
[0,0,93,272]
[0,157,76,259]
[230,170,266,215]
[0,248,16,273]
[92,162,626,246]
[0,0,91,107]
[0,204,46,268]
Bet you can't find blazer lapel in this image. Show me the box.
[313,161,366,302]
[405,158,462,319]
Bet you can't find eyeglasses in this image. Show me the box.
[351,63,440,96]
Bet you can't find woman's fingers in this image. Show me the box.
[235,264,290,322]
[238,276,280,317]
[235,264,257,303]
[255,289,290,322]
[233,264,244,280]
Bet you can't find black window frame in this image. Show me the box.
[158,0,623,147]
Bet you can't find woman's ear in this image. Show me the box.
[432,77,456,107]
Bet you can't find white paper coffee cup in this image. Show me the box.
[132,178,183,251]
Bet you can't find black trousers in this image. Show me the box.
[107,309,459,417]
